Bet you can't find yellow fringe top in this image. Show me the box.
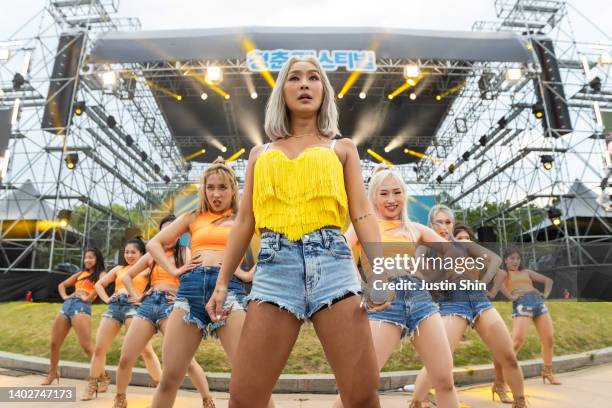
[253,146,348,241]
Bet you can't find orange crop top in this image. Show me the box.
[190,210,232,253]
[505,269,534,293]
[151,251,179,287]
[114,265,148,296]
[74,271,95,294]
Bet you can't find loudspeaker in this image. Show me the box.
[477,225,498,242]
[41,32,86,135]
[531,38,572,137]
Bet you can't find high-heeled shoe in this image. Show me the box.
[491,381,513,403]
[541,365,561,385]
[112,392,127,408]
[40,369,60,385]
[202,396,216,408]
[97,372,111,393]
[80,376,99,401]
[512,396,527,407]
[408,400,430,408]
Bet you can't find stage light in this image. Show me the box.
[532,103,544,119]
[547,207,562,226]
[504,67,522,81]
[497,116,507,129]
[406,78,416,86]
[589,76,602,92]
[448,163,456,174]
[436,175,443,184]
[224,94,230,100]
[163,175,171,184]
[388,94,394,100]
[227,148,246,163]
[338,93,344,99]
[435,95,441,101]
[250,92,258,99]
[64,153,79,170]
[106,115,117,129]
[101,70,117,87]
[540,155,554,170]
[57,209,72,228]
[74,101,86,116]
[220,145,228,153]
[12,73,25,90]
[125,135,134,147]
[359,92,366,99]
[479,135,487,146]
[176,95,182,101]
[0,47,10,62]
[598,52,612,65]
[403,64,420,79]
[184,148,206,161]
[409,93,416,100]
[153,164,161,174]
[366,148,393,166]
[140,151,148,161]
[462,151,471,161]
[200,92,208,100]
[384,146,391,153]
[206,66,223,84]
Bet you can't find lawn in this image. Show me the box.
[1,301,611,374]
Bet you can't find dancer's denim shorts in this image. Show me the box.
[438,289,493,327]
[246,228,362,320]
[173,266,247,337]
[102,294,138,325]
[136,290,174,332]
[60,297,92,320]
[368,275,439,339]
[512,291,548,318]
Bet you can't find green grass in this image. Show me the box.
[1,301,611,374]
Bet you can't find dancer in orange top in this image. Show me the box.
[42,247,105,386]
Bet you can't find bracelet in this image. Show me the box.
[352,213,372,224]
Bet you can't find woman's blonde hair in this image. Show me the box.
[427,204,455,229]
[264,56,340,141]
[367,164,418,242]
[198,157,239,214]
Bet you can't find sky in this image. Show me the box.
[0,0,610,44]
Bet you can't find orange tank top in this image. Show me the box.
[190,210,232,253]
[74,271,95,294]
[358,219,418,273]
[151,251,180,287]
[505,269,534,292]
[114,265,148,296]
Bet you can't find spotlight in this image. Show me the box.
[57,209,72,228]
[205,66,223,84]
[547,207,562,226]
[387,94,394,100]
[200,92,208,100]
[74,101,86,116]
[125,135,134,147]
[448,163,456,174]
[540,155,554,170]
[140,151,148,161]
[504,67,522,81]
[435,95,441,101]
[403,64,420,79]
[497,116,507,129]
[163,175,171,184]
[153,164,161,174]
[532,103,544,119]
[436,175,443,184]
[106,115,117,129]
[406,78,416,86]
[12,73,25,90]
[589,76,602,92]
[359,92,366,99]
[250,92,258,99]
[462,151,471,161]
[479,135,487,146]
[338,93,344,99]
[409,93,416,100]
[224,94,230,100]
[176,95,182,101]
[413,166,418,173]
[64,153,79,170]
[220,146,227,153]
[101,70,117,87]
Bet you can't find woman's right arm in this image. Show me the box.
[146,214,195,277]
[122,253,153,303]
[207,145,261,321]
[95,266,119,303]
[58,273,80,300]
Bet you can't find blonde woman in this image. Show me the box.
[206,56,390,408]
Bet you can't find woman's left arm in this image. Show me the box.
[528,270,554,298]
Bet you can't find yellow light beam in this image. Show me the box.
[403,148,443,164]
[190,73,230,98]
[226,148,246,163]
[184,148,206,161]
[366,148,393,166]
[241,37,276,88]
[388,72,428,99]
[438,81,466,100]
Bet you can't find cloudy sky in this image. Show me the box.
[0,0,610,44]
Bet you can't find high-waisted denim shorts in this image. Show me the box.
[368,275,439,339]
[136,290,174,332]
[102,293,138,325]
[246,228,362,320]
[512,291,548,318]
[173,266,247,337]
[438,289,493,327]
[60,297,92,320]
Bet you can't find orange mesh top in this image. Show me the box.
[357,219,417,271]
[190,210,232,253]
[505,269,534,293]
[114,265,148,296]
[74,271,95,294]
[151,250,180,287]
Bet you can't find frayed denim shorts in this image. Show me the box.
[102,294,138,325]
[246,228,362,321]
[368,275,439,339]
[173,266,247,337]
[512,291,548,318]
[438,289,492,327]
[60,297,92,320]
[136,290,174,332]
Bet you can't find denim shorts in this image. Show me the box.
[60,297,92,320]
[438,289,493,327]
[173,266,247,337]
[136,291,174,332]
[368,275,439,339]
[102,294,138,325]
[246,228,362,320]
[512,291,548,318]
